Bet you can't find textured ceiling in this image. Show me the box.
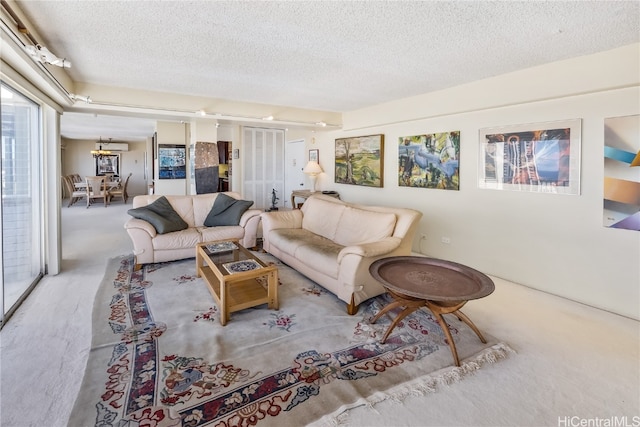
[12,0,640,140]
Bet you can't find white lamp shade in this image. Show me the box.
[303,161,323,175]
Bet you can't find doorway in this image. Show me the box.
[284,139,306,209]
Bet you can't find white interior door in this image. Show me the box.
[284,139,306,209]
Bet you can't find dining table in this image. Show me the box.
[74,180,121,191]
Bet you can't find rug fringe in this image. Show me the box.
[312,342,516,427]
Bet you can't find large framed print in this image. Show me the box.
[478,119,581,194]
[603,114,640,230]
[335,134,384,188]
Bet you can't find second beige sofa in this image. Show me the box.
[260,194,422,314]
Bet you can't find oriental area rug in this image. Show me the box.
[69,253,514,427]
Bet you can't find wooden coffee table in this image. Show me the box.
[369,256,495,366]
[196,240,278,325]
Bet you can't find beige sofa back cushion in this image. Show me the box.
[301,196,346,241]
[333,206,397,246]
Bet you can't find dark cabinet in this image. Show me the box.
[218,141,229,164]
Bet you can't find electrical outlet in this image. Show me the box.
[441,237,451,244]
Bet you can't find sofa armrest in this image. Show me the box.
[124,218,157,265]
[260,210,303,231]
[337,237,402,262]
[124,217,157,238]
[239,209,262,228]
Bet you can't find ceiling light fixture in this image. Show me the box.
[198,110,206,116]
[24,44,71,68]
[91,137,112,159]
[315,121,327,127]
[262,115,274,121]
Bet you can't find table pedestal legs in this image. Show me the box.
[370,290,487,367]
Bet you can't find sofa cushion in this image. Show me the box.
[295,241,342,279]
[301,197,346,241]
[198,225,245,243]
[152,228,201,250]
[127,196,188,234]
[333,206,397,246]
[270,229,342,278]
[204,193,254,226]
[269,229,318,256]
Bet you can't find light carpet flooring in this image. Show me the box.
[1,200,638,427]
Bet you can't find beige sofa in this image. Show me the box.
[260,194,422,314]
[125,192,261,267]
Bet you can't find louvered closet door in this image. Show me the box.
[242,127,285,210]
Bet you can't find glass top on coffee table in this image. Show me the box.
[196,239,279,325]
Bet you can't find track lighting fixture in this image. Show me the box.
[70,94,92,103]
[24,44,71,68]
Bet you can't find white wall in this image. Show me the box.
[313,45,640,319]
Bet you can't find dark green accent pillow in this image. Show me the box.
[127,196,188,234]
[204,193,254,226]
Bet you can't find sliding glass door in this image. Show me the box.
[1,82,44,327]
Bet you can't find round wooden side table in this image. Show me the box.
[369,256,495,367]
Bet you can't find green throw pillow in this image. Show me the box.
[204,193,254,226]
[127,196,188,234]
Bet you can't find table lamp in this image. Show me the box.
[303,160,323,192]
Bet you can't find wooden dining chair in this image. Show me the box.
[62,175,86,207]
[85,176,109,208]
[108,172,131,203]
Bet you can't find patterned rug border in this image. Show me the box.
[314,342,516,426]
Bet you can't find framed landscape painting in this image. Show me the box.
[478,119,581,194]
[335,134,384,187]
[398,131,460,190]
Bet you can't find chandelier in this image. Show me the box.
[91,137,112,159]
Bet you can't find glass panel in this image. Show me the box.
[1,82,43,326]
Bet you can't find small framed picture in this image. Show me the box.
[309,149,319,163]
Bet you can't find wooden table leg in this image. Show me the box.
[220,281,228,326]
[371,291,427,344]
[425,300,467,367]
[454,309,487,343]
[268,270,279,310]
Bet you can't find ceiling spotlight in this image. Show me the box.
[315,121,327,127]
[25,44,71,68]
[198,110,206,116]
[262,115,274,121]
[70,94,92,103]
